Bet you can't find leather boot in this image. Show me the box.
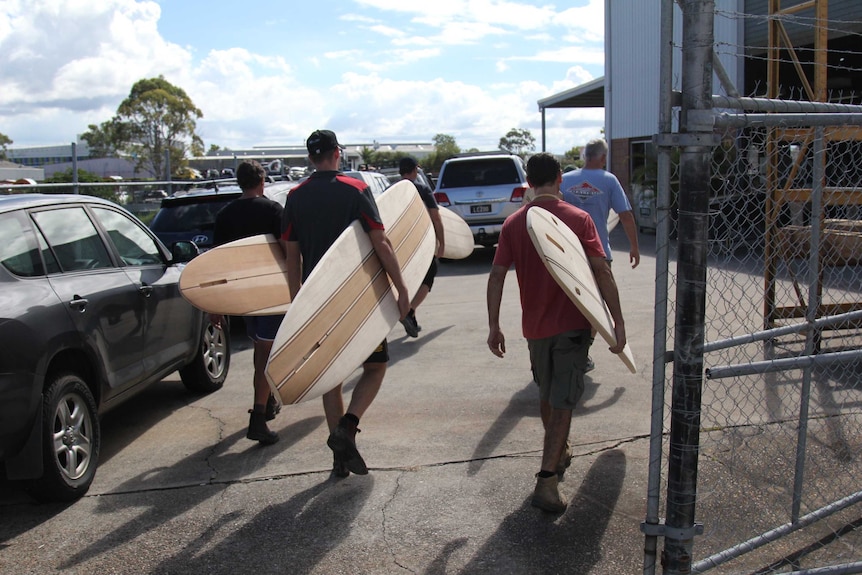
[532,473,567,513]
[247,410,279,444]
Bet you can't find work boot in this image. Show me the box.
[557,440,573,479]
[326,416,368,475]
[532,473,567,513]
[332,454,350,478]
[246,410,279,445]
[265,393,281,422]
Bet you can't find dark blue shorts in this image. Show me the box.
[244,314,284,342]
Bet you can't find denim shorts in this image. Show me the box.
[244,314,284,342]
[528,329,592,410]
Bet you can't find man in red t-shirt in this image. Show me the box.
[486,152,627,513]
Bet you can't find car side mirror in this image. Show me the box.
[171,240,200,263]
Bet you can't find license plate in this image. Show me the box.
[470,204,492,214]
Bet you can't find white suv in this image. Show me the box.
[433,152,528,247]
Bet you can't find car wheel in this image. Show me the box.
[30,373,100,502]
[180,318,230,393]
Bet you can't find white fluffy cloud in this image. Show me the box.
[0,0,606,154]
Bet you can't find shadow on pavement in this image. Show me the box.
[454,449,627,574]
[58,416,324,570]
[467,378,626,476]
[151,476,374,574]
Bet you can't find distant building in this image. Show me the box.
[193,142,436,175]
[0,160,44,182]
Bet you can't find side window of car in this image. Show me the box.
[0,211,44,277]
[32,207,113,272]
[92,207,163,266]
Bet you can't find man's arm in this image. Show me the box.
[429,207,445,258]
[618,210,640,268]
[368,229,411,320]
[588,255,627,353]
[283,240,302,300]
[486,264,508,358]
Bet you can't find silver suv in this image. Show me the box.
[433,152,528,247]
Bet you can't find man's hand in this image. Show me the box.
[608,322,627,354]
[487,327,506,358]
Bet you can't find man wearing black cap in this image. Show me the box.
[399,156,444,337]
[281,129,412,477]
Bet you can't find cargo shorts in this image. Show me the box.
[528,329,592,410]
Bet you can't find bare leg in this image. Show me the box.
[345,362,386,419]
[322,385,345,432]
[410,285,430,311]
[253,340,274,406]
[541,401,572,472]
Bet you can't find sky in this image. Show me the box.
[0,0,607,155]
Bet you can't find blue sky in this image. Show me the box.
[1,0,606,154]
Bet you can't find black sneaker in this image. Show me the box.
[326,425,368,475]
[400,313,419,338]
[585,356,595,373]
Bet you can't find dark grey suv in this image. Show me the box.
[0,194,230,501]
[433,152,528,247]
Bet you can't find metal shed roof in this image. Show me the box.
[537,76,605,110]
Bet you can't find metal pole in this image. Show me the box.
[165,148,172,196]
[663,1,714,573]
[791,125,825,523]
[72,142,79,194]
[643,1,676,573]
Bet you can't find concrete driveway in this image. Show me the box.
[0,237,657,575]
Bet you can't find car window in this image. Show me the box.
[92,207,163,266]
[32,207,113,272]
[439,159,521,188]
[149,200,233,232]
[0,211,44,277]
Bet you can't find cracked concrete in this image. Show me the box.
[0,239,655,574]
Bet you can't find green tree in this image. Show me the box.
[0,131,12,160]
[562,146,583,170]
[116,75,203,178]
[421,133,461,174]
[206,144,222,155]
[498,128,536,157]
[80,118,131,158]
[44,168,115,200]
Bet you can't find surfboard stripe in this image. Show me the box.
[268,189,434,404]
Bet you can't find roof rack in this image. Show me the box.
[451,150,517,158]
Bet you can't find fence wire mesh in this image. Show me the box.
[653,120,862,574]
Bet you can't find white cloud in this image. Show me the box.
[0,0,606,154]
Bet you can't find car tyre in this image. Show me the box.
[30,373,100,502]
[180,318,230,393]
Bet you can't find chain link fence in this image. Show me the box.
[643,3,862,574]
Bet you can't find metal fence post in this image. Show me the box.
[662,1,714,573]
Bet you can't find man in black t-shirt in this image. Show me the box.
[213,160,284,445]
[398,156,444,337]
[282,130,411,477]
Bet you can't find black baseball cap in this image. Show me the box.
[399,156,419,174]
[306,129,340,155]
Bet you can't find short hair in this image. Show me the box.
[583,138,609,161]
[399,156,419,175]
[526,153,561,188]
[236,160,266,191]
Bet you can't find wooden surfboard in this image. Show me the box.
[179,234,291,316]
[438,207,474,259]
[266,180,436,405]
[526,206,637,373]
